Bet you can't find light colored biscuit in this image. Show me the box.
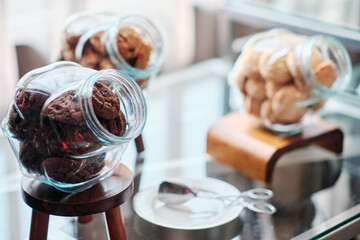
[259,52,293,85]
[229,57,247,94]
[237,77,247,94]
[271,85,309,124]
[265,81,283,99]
[314,60,338,88]
[287,48,325,89]
[310,48,325,69]
[241,47,262,80]
[244,95,262,117]
[286,50,298,81]
[260,100,275,122]
[244,77,266,100]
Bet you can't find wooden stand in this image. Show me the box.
[21,164,133,240]
[207,113,343,182]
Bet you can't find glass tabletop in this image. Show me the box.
[0,58,359,239]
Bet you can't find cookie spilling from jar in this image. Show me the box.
[7,82,127,184]
[231,47,338,125]
[60,25,152,88]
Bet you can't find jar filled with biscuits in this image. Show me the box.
[229,29,352,134]
[59,11,164,89]
[1,61,147,192]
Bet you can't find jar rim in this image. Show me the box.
[106,15,164,78]
[242,28,296,53]
[298,35,352,99]
[63,11,119,36]
[80,69,147,144]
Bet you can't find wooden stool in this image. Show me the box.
[21,164,133,240]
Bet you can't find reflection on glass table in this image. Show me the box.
[0,58,359,239]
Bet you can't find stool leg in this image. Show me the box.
[105,206,127,240]
[135,134,145,153]
[29,209,49,240]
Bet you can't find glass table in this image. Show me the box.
[0,58,359,239]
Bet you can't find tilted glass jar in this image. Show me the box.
[229,29,352,134]
[58,11,164,90]
[1,61,147,192]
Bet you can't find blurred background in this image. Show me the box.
[1,0,360,101]
[1,1,360,239]
[1,0,360,123]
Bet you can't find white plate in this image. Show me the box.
[133,177,243,230]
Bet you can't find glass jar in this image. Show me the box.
[1,61,147,192]
[58,11,164,89]
[229,29,352,134]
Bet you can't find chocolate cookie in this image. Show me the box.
[79,45,102,70]
[60,48,77,62]
[28,120,102,156]
[7,107,29,140]
[116,25,152,69]
[89,31,107,56]
[64,32,81,50]
[28,120,59,156]
[99,110,127,137]
[16,88,50,117]
[92,81,120,119]
[44,90,84,125]
[8,88,49,141]
[55,121,102,155]
[42,155,105,184]
[19,138,46,174]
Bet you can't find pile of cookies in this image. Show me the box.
[231,35,338,125]
[60,24,152,89]
[7,82,126,184]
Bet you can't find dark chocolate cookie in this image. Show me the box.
[79,45,102,70]
[92,82,120,119]
[28,120,59,156]
[8,88,49,140]
[116,25,152,69]
[65,33,81,50]
[19,138,46,174]
[99,110,127,137]
[7,107,29,140]
[44,90,84,125]
[42,154,105,184]
[28,120,102,156]
[55,121,102,155]
[16,88,50,117]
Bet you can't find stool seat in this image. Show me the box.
[21,164,133,240]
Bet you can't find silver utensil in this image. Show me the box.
[157,181,276,215]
